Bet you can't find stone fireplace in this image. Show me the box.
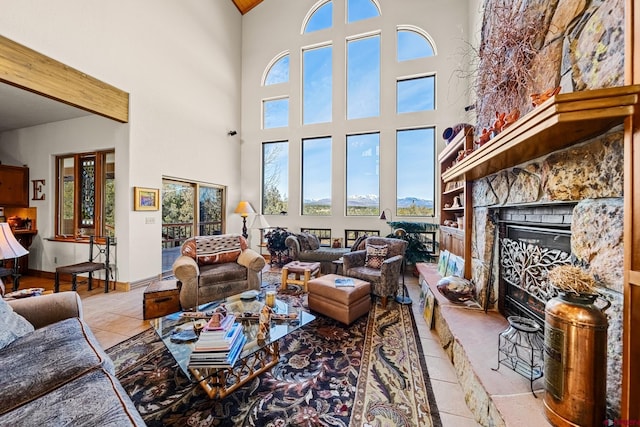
[470,128,625,416]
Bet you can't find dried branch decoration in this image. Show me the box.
[547,265,597,295]
[473,1,547,130]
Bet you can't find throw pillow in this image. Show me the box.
[182,235,246,266]
[351,234,368,252]
[296,233,312,252]
[365,244,388,269]
[0,298,34,350]
[303,233,320,250]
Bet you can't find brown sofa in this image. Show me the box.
[172,234,266,309]
[0,292,145,426]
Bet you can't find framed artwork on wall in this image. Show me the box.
[134,187,159,211]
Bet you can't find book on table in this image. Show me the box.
[194,322,243,352]
[203,313,236,332]
[335,277,355,287]
[189,333,246,368]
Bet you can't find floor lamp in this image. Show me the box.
[251,214,271,286]
[0,222,29,294]
[393,228,412,305]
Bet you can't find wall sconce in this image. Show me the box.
[227,130,237,136]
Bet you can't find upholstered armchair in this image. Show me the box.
[172,234,266,309]
[342,237,407,308]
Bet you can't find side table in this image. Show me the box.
[281,261,321,292]
[143,279,181,319]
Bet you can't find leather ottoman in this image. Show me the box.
[307,274,370,325]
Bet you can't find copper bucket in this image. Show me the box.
[543,292,610,426]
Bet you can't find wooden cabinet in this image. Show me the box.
[0,165,29,207]
[438,127,473,278]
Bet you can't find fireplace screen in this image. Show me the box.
[500,224,572,327]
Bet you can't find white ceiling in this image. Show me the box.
[0,83,92,133]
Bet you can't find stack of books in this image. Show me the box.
[188,314,246,368]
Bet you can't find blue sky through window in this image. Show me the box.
[305,1,333,33]
[397,76,435,113]
[347,133,380,215]
[264,98,289,128]
[397,128,435,214]
[303,46,333,124]
[265,55,289,85]
[397,30,434,61]
[347,35,380,119]
[347,0,379,23]
[302,137,332,214]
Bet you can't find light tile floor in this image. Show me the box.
[19,272,481,426]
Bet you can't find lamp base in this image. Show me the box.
[395,294,412,305]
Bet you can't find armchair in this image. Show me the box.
[172,234,266,309]
[342,237,407,308]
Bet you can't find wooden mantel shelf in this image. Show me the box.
[442,85,640,183]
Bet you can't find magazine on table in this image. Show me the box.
[334,277,355,287]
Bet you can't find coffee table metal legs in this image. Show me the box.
[190,341,280,399]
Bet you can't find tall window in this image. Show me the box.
[346,133,380,215]
[56,150,115,239]
[302,137,332,215]
[262,141,289,215]
[397,128,435,216]
[303,45,333,125]
[347,34,380,120]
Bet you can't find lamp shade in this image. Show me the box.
[234,201,255,217]
[251,214,270,230]
[0,223,29,259]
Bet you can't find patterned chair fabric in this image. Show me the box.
[342,237,407,308]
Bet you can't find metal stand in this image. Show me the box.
[395,259,412,305]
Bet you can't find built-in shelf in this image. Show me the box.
[442,85,640,183]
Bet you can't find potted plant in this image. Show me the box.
[386,221,439,275]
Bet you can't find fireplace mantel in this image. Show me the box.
[442,85,640,183]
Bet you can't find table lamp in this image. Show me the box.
[234,201,255,239]
[0,222,29,291]
[251,214,271,244]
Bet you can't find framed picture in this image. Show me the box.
[423,287,436,328]
[437,250,450,276]
[134,187,159,211]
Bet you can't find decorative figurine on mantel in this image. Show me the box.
[530,86,561,107]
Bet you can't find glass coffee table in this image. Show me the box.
[150,293,315,399]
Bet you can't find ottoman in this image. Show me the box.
[281,260,321,292]
[307,274,371,325]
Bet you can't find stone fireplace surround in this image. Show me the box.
[468,126,625,418]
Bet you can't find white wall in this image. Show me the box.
[240,0,474,243]
[0,0,243,283]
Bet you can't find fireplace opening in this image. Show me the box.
[497,205,574,328]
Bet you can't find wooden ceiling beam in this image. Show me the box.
[232,0,264,15]
[0,35,129,123]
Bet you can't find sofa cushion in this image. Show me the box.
[0,368,146,426]
[199,262,248,287]
[0,297,34,350]
[365,244,388,269]
[0,317,113,415]
[182,234,248,266]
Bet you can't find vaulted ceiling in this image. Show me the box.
[232,0,264,15]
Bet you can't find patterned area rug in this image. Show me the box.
[106,274,441,427]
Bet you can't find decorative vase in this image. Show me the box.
[436,276,475,304]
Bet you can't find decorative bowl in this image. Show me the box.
[436,276,476,304]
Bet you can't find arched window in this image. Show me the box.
[347,0,380,23]
[303,0,333,33]
[263,53,290,85]
[397,26,435,61]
